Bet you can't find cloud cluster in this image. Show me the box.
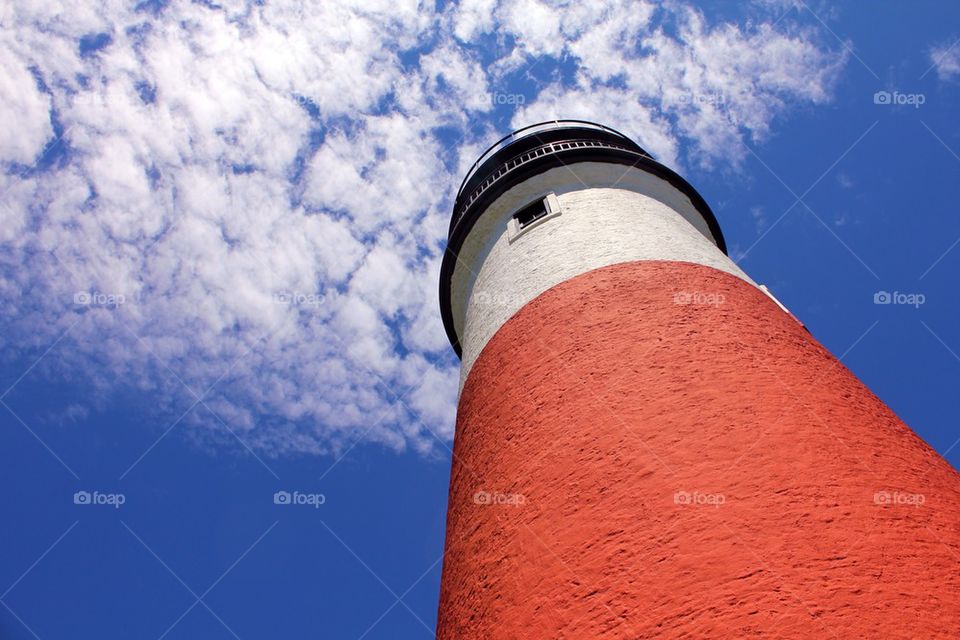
[930,41,960,81]
[0,0,844,457]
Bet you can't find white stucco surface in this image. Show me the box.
[449,162,759,391]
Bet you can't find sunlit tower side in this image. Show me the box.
[436,121,960,638]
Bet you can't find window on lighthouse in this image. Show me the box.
[507,192,561,243]
[513,197,550,229]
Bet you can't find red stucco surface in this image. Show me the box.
[436,260,960,639]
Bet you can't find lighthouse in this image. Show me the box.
[436,121,960,638]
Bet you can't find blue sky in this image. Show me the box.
[1,1,959,637]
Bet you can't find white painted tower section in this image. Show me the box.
[449,162,760,390]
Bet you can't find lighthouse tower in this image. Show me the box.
[436,121,960,638]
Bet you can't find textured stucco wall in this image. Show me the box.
[437,260,960,639]
[450,162,757,390]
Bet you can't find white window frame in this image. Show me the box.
[507,192,562,243]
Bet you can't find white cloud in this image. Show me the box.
[0,45,53,165]
[500,0,564,57]
[451,0,498,43]
[930,41,960,81]
[510,2,845,170]
[0,0,846,458]
[750,206,767,234]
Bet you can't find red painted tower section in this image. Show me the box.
[436,122,960,638]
